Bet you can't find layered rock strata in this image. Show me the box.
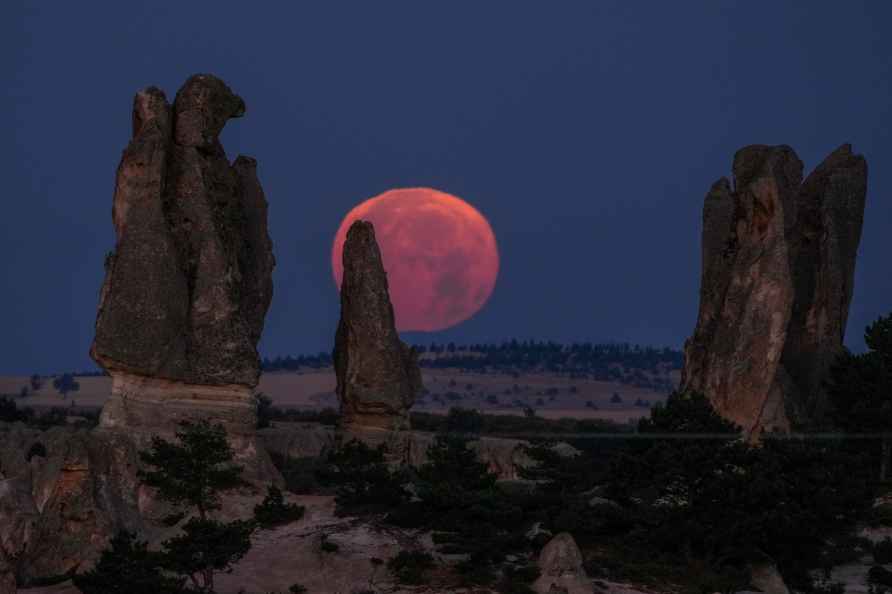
[90,74,274,439]
[681,144,867,436]
[333,221,423,431]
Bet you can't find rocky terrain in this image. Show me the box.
[681,144,867,437]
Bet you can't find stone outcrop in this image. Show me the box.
[0,423,150,582]
[259,422,538,480]
[90,74,274,437]
[681,144,867,436]
[333,221,423,430]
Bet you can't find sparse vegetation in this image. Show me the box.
[52,372,80,398]
[263,340,680,392]
[254,484,305,529]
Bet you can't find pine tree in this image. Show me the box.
[72,531,184,594]
[139,419,252,591]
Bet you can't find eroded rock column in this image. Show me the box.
[91,74,274,444]
[333,221,423,431]
[681,144,867,436]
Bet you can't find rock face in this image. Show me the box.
[90,74,274,436]
[0,423,150,582]
[333,221,423,430]
[682,144,867,436]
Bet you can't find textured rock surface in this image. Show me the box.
[0,423,148,582]
[259,422,537,480]
[533,532,591,594]
[333,221,423,430]
[91,74,274,435]
[682,144,867,436]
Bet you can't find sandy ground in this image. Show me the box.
[1,369,671,423]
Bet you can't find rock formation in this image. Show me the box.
[681,144,867,436]
[533,532,591,594]
[333,221,423,430]
[90,74,274,437]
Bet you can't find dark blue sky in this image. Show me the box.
[3,2,891,374]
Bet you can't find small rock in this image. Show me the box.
[533,532,591,594]
[749,562,790,594]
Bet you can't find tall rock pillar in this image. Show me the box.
[91,74,275,454]
[681,144,867,437]
[333,221,422,432]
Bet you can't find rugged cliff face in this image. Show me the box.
[90,74,274,436]
[681,144,867,436]
[333,221,423,430]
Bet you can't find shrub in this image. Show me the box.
[254,485,305,529]
[320,538,339,553]
[72,531,184,594]
[387,550,434,585]
[317,440,408,514]
[877,538,892,564]
[26,442,47,461]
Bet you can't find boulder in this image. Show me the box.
[749,562,790,594]
[533,532,591,594]
[682,144,867,436]
[333,221,423,430]
[91,74,275,437]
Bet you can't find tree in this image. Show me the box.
[72,531,184,594]
[254,392,273,429]
[139,420,245,519]
[52,373,80,398]
[139,420,251,591]
[30,373,42,391]
[828,312,892,481]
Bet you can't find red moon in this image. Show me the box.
[332,188,499,332]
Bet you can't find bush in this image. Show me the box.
[317,440,408,514]
[268,451,328,494]
[254,485,305,529]
[72,531,184,594]
[877,538,892,564]
[320,538,339,553]
[26,442,47,461]
[387,550,434,585]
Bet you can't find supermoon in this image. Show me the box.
[332,188,499,332]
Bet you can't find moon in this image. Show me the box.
[332,188,499,332]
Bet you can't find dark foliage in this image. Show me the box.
[410,408,627,437]
[52,373,80,397]
[316,440,408,514]
[139,419,245,517]
[254,485,305,529]
[268,451,330,494]
[263,340,681,391]
[828,313,892,480]
[255,393,273,429]
[138,420,253,592]
[161,517,253,588]
[387,550,435,585]
[71,531,184,594]
[26,441,47,461]
[260,407,340,426]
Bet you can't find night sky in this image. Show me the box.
[3,2,891,375]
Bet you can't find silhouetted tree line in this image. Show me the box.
[261,341,681,391]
